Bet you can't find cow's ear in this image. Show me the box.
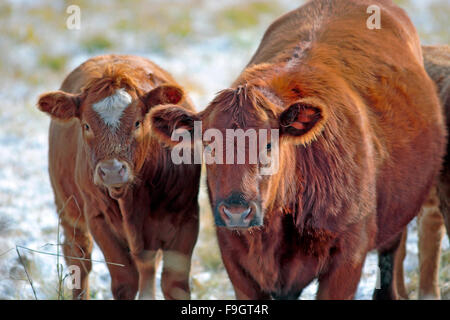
[149,105,199,147]
[142,85,184,114]
[279,98,327,145]
[37,91,81,121]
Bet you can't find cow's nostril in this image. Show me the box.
[223,207,233,219]
[96,160,130,187]
[119,165,126,177]
[223,206,252,219]
[242,207,251,220]
[219,205,231,223]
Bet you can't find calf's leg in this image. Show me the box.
[88,213,139,300]
[161,215,199,300]
[135,250,162,300]
[61,221,93,300]
[161,250,192,300]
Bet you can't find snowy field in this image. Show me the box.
[0,0,448,300]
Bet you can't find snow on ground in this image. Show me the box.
[0,0,448,300]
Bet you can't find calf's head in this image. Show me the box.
[38,78,184,199]
[150,84,328,229]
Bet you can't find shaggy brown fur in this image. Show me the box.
[396,44,450,300]
[424,45,450,238]
[150,1,446,299]
[37,55,201,300]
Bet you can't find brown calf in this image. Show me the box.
[396,44,450,300]
[150,0,446,300]
[37,55,201,299]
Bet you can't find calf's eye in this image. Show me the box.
[83,123,90,131]
[266,143,271,151]
[135,121,141,129]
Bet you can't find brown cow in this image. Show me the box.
[395,44,450,300]
[425,45,450,239]
[37,54,201,299]
[149,0,446,300]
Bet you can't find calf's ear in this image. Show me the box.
[142,84,184,113]
[37,91,81,121]
[279,97,328,145]
[149,105,199,147]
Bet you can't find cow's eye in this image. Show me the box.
[83,123,90,131]
[135,121,141,129]
[266,143,271,151]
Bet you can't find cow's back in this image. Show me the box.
[247,0,422,67]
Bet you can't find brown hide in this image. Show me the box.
[424,45,450,238]
[396,44,450,300]
[149,0,446,300]
[217,1,446,300]
[37,55,201,299]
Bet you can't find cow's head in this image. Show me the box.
[38,75,184,200]
[150,82,328,229]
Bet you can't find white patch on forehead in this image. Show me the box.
[92,88,132,129]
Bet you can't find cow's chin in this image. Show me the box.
[214,214,264,230]
[107,185,129,200]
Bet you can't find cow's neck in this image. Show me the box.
[268,140,345,234]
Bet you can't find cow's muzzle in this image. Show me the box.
[95,159,131,199]
[215,194,262,228]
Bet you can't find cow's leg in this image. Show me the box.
[394,229,408,299]
[61,221,93,300]
[88,214,139,300]
[118,197,145,257]
[161,214,198,300]
[316,254,365,300]
[417,191,445,300]
[437,168,450,238]
[373,234,404,300]
[134,250,162,300]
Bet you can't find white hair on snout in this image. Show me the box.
[92,88,132,129]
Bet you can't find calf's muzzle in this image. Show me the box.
[97,159,130,187]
